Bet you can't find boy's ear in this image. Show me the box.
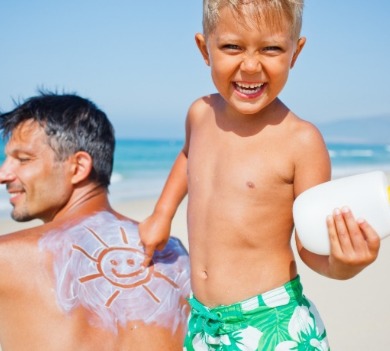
[195,33,210,66]
[69,151,93,185]
[290,37,306,68]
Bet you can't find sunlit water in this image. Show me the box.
[0,139,389,219]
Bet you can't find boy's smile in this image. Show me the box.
[233,82,266,99]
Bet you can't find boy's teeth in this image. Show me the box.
[235,82,264,93]
[236,83,263,89]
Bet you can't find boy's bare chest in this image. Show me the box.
[188,128,294,191]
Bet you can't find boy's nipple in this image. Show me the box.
[246,181,255,189]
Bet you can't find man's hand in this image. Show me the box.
[326,207,381,279]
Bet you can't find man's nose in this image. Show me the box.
[0,161,16,184]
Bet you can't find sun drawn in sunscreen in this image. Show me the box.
[73,226,179,307]
[39,212,190,333]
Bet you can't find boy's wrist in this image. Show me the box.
[153,204,177,220]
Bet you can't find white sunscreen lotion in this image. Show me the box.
[293,171,390,255]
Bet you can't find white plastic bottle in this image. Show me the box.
[293,171,390,255]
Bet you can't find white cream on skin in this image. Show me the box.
[39,212,191,333]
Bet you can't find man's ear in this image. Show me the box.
[70,151,93,185]
[195,33,210,66]
[290,37,306,69]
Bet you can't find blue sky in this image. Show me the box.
[1,1,389,139]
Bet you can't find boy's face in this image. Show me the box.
[196,6,305,116]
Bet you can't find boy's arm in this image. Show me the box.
[293,123,380,279]
[139,150,188,267]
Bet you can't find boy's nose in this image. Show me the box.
[241,54,262,73]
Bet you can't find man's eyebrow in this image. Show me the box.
[7,145,36,156]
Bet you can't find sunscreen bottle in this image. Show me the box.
[293,171,390,255]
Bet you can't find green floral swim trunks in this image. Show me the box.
[183,275,329,350]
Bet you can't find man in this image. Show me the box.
[0,92,190,350]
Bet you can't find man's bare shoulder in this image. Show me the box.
[0,224,44,252]
[0,224,48,296]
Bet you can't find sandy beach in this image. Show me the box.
[0,191,389,350]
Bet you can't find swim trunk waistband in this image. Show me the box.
[190,275,302,317]
[187,275,303,336]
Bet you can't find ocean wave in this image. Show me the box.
[110,172,123,183]
[331,149,374,158]
[332,164,390,179]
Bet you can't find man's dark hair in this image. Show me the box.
[0,92,115,188]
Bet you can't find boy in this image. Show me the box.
[140,1,380,349]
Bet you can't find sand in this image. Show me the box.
[0,192,389,350]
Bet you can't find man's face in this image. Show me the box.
[0,120,73,222]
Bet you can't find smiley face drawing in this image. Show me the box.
[73,226,179,307]
[40,212,190,333]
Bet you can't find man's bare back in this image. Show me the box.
[0,211,190,351]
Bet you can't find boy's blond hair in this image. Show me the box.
[202,0,304,40]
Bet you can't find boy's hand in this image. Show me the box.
[139,214,171,268]
[326,207,381,279]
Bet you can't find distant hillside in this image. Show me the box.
[316,115,389,144]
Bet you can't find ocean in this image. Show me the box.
[0,139,389,219]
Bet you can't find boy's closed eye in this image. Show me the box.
[221,43,283,54]
[221,44,242,52]
[263,46,283,54]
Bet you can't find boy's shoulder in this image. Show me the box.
[189,93,215,108]
[187,93,221,120]
[282,111,327,154]
[289,113,324,140]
